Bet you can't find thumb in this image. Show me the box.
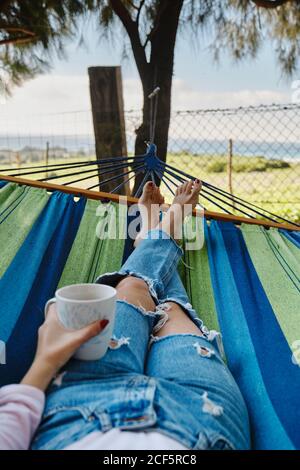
[74,319,109,344]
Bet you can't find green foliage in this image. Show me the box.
[234,157,290,172]
[0,0,94,93]
[1,1,300,93]
[265,159,290,169]
[207,160,227,173]
[277,206,300,224]
[166,151,300,223]
[208,0,300,76]
[206,155,291,173]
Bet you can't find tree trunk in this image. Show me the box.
[132,0,183,195]
[88,66,129,195]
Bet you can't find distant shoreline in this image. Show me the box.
[0,135,299,162]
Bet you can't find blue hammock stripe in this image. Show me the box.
[0,192,85,383]
[205,220,294,450]
[217,221,300,449]
[280,229,300,249]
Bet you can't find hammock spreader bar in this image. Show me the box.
[0,142,299,229]
[0,173,298,231]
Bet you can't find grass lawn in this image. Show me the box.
[1,152,299,223]
[165,154,300,223]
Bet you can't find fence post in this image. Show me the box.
[88,66,129,195]
[15,151,21,176]
[45,141,49,179]
[228,138,234,206]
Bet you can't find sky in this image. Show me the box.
[0,15,298,135]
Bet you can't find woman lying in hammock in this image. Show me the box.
[0,180,250,450]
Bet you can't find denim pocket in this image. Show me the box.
[32,407,97,450]
[32,376,158,449]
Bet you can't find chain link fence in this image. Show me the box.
[126,104,300,221]
[0,103,299,221]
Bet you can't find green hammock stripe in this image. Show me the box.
[0,183,49,277]
[241,224,300,350]
[181,217,219,331]
[58,200,127,287]
[278,228,300,262]
[0,183,27,216]
[0,182,19,207]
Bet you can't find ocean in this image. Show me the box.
[0,135,299,162]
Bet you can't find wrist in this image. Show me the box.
[21,358,58,391]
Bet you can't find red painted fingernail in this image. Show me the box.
[100,319,109,328]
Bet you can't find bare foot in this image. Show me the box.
[134,181,165,247]
[158,179,202,242]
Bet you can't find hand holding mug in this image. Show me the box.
[21,306,108,391]
[44,283,117,361]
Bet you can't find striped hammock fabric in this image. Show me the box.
[0,181,299,450]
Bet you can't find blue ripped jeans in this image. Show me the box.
[32,230,250,450]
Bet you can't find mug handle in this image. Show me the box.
[44,297,56,319]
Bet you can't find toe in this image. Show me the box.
[156,187,164,203]
[158,192,165,205]
[139,181,155,203]
[154,185,160,201]
[144,181,154,193]
[140,181,155,200]
[182,181,189,192]
[176,184,182,195]
[192,179,202,194]
[186,179,193,193]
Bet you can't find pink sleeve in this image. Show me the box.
[0,384,45,450]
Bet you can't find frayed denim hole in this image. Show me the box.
[193,343,215,358]
[155,298,206,337]
[109,335,131,350]
[202,392,224,417]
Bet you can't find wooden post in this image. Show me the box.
[88,66,130,195]
[228,138,234,207]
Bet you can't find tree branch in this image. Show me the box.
[143,0,169,49]
[0,26,36,36]
[110,0,148,80]
[110,0,135,31]
[0,34,36,46]
[251,0,291,8]
[127,0,138,10]
[136,0,145,26]
[0,0,14,12]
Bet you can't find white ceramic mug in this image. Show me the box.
[45,283,117,361]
